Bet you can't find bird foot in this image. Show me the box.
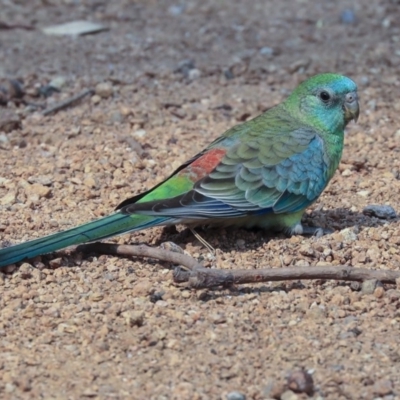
[287,223,333,238]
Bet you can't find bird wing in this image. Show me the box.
[120,114,330,219]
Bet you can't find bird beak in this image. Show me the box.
[343,91,359,123]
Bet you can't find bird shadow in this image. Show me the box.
[33,207,396,292]
[153,207,397,254]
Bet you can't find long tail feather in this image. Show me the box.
[0,212,168,268]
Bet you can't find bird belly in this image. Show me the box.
[185,210,304,232]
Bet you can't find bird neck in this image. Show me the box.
[323,130,345,177]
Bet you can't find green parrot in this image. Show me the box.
[0,73,359,268]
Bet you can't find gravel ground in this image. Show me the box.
[1,0,400,399]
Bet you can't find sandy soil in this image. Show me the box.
[1,0,400,399]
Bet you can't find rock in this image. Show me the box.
[91,95,101,104]
[5,383,16,393]
[109,111,124,124]
[361,279,379,295]
[49,258,63,268]
[357,190,370,197]
[374,286,385,298]
[363,204,397,219]
[259,46,275,56]
[299,245,314,257]
[132,129,146,138]
[236,239,245,249]
[340,9,356,24]
[83,176,97,188]
[0,133,9,143]
[122,311,144,327]
[49,76,67,91]
[373,379,393,396]
[95,82,113,99]
[210,313,227,324]
[42,20,108,36]
[288,59,310,73]
[340,228,358,243]
[223,68,234,80]
[341,168,352,176]
[18,263,34,279]
[175,59,195,76]
[0,109,21,133]
[168,4,185,15]
[89,292,104,302]
[188,68,201,80]
[160,241,184,254]
[25,183,51,199]
[287,369,314,395]
[263,380,285,399]
[307,303,327,319]
[27,175,53,186]
[281,390,299,400]
[226,391,246,400]
[0,192,17,205]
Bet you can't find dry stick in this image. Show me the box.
[173,266,400,289]
[75,242,400,289]
[75,242,203,271]
[0,21,35,30]
[42,88,94,116]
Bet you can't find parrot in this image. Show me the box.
[0,73,359,268]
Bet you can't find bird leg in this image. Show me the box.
[189,228,216,255]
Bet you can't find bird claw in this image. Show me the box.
[287,224,333,237]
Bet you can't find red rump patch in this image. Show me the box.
[180,148,226,181]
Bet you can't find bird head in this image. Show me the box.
[285,73,359,133]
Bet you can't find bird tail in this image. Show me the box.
[0,212,168,268]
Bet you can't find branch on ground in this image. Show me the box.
[75,242,400,289]
[42,88,94,116]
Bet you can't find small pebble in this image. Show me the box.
[18,263,34,279]
[0,133,9,143]
[25,183,51,199]
[307,303,327,319]
[132,129,146,138]
[188,68,201,80]
[281,390,299,400]
[49,76,67,90]
[91,94,101,104]
[175,59,195,77]
[122,311,144,327]
[169,4,185,15]
[374,286,385,299]
[288,59,310,73]
[340,228,358,243]
[373,379,393,396]
[287,369,314,395]
[0,109,21,133]
[0,192,17,205]
[223,68,234,80]
[95,82,113,99]
[259,46,274,56]
[363,204,397,219]
[48,258,63,269]
[226,391,246,400]
[340,9,356,24]
[236,239,246,249]
[361,279,378,295]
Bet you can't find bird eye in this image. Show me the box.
[319,90,331,102]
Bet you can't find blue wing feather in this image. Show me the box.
[130,132,329,220]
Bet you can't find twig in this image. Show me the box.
[42,88,94,116]
[173,265,400,289]
[0,21,35,30]
[75,242,203,271]
[73,242,400,289]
